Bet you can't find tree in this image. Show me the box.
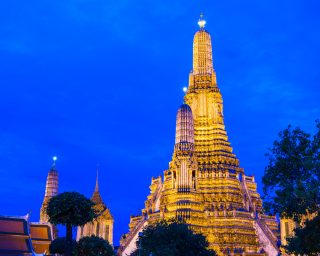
[262,121,320,255]
[75,235,114,256]
[131,219,216,256]
[49,237,76,255]
[285,214,320,256]
[46,192,96,256]
[262,122,320,221]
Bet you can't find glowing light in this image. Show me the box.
[53,156,57,162]
[198,13,206,29]
[183,87,188,93]
[198,20,206,28]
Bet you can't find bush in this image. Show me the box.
[75,235,114,256]
[49,237,76,255]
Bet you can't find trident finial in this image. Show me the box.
[198,13,206,29]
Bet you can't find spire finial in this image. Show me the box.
[52,156,57,169]
[198,13,206,29]
[95,166,99,192]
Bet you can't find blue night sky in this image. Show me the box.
[0,0,319,245]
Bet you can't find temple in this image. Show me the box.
[118,15,280,256]
[40,157,59,224]
[76,170,114,245]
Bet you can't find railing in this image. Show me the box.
[153,182,163,212]
[153,182,162,202]
[118,182,163,256]
[256,218,279,251]
[118,218,147,255]
[265,223,277,241]
[241,178,254,210]
[241,178,279,253]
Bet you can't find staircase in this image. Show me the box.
[153,182,163,212]
[241,178,279,256]
[241,176,253,211]
[118,182,163,256]
[117,218,147,256]
[254,218,279,256]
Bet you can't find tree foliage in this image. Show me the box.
[285,214,320,256]
[46,192,96,256]
[75,235,114,256]
[49,237,76,255]
[131,219,216,256]
[46,192,96,226]
[262,121,320,221]
[262,121,320,255]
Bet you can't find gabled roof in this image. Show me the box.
[0,215,34,255]
[90,170,113,220]
[0,215,54,255]
[30,223,53,254]
[91,190,106,209]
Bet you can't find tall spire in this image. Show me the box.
[175,104,194,145]
[91,167,105,206]
[192,14,214,75]
[95,167,99,192]
[44,157,59,199]
[185,15,239,165]
[40,157,59,223]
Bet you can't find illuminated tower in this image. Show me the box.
[40,157,59,223]
[119,15,280,256]
[76,170,114,245]
[173,104,197,193]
